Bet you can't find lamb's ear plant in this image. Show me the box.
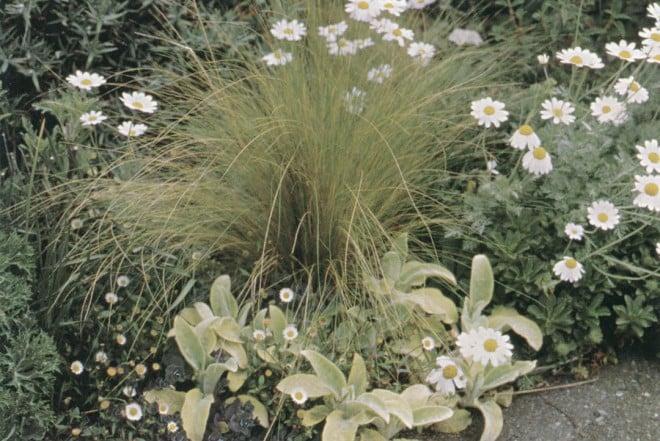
[434,255,543,441]
[145,275,268,441]
[276,350,453,441]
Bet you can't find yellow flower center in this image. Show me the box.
[393,28,402,36]
[619,50,631,59]
[442,364,458,379]
[133,101,143,109]
[654,54,660,62]
[284,28,294,35]
[569,55,583,65]
[565,258,578,269]
[483,105,495,115]
[532,146,547,160]
[384,1,393,7]
[652,32,660,42]
[519,124,533,136]
[597,212,609,223]
[630,82,640,92]
[553,108,563,117]
[644,183,659,196]
[293,391,305,401]
[128,407,139,417]
[483,338,499,352]
[602,105,611,114]
[286,330,296,339]
[274,52,282,59]
[647,152,659,163]
[358,1,369,9]
[81,78,92,86]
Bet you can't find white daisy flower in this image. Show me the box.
[587,200,620,230]
[590,96,625,124]
[456,327,514,367]
[279,288,294,303]
[540,98,576,125]
[70,360,84,375]
[262,49,293,66]
[408,0,437,10]
[253,329,267,342]
[648,3,660,22]
[158,402,170,415]
[70,218,83,230]
[537,54,550,65]
[345,0,383,22]
[117,121,148,137]
[135,363,147,376]
[367,64,393,83]
[122,385,137,398]
[328,38,357,56]
[104,292,119,305]
[470,97,509,128]
[564,223,584,241]
[79,110,107,126]
[283,325,299,341]
[522,146,553,176]
[639,27,660,49]
[167,421,179,432]
[632,175,660,212]
[381,0,407,16]
[486,160,499,175]
[636,139,660,174]
[369,18,395,34]
[382,24,414,47]
[354,37,374,50]
[605,40,646,62]
[270,19,306,41]
[645,45,660,63]
[656,242,660,257]
[407,42,435,65]
[116,334,127,345]
[94,351,108,364]
[117,275,130,287]
[509,124,541,150]
[344,87,366,114]
[425,356,466,395]
[421,336,435,350]
[290,387,308,404]
[552,256,585,283]
[120,92,158,114]
[613,77,649,104]
[66,71,106,90]
[125,403,143,421]
[448,28,483,46]
[318,21,348,41]
[556,46,604,68]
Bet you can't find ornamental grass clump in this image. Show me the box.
[92,0,519,309]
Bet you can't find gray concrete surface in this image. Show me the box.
[411,355,660,441]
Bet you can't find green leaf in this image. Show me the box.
[404,288,458,323]
[301,350,347,400]
[399,384,433,408]
[322,410,359,441]
[392,233,409,259]
[412,406,453,426]
[181,389,214,441]
[202,361,236,395]
[487,307,543,351]
[371,389,414,429]
[210,316,243,343]
[467,255,494,318]
[301,404,332,427]
[474,400,503,441]
[209,275,237,318]
[397,261,456,290]
[352,392,390,423]
[360,428,388,441]
[174,315,207,371]
[347,352,368,396]
[277,374,335,398]
[143,389,186,415]
[432,408,472,433]
[382,251,403,282]
[219,339,248,368]
[227,370,248,392]
[194,302,215,321]
[481,361,535,391]
[166,278,196,315]
[268,305,287,346]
